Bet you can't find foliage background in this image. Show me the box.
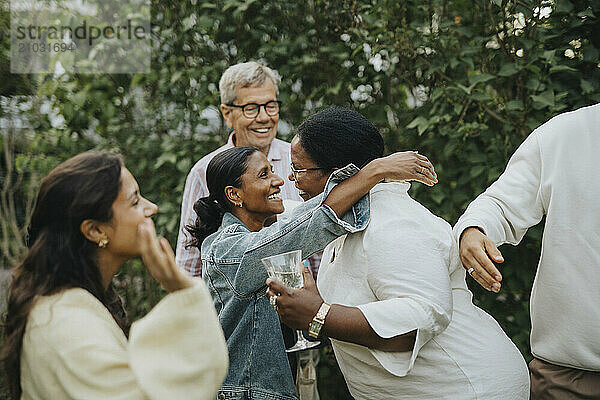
[1,0,599,398]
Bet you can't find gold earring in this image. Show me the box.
[98,238,109,248]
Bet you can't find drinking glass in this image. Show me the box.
[262,250,320,352]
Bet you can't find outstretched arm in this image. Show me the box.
[324,151,436,218]
[454,131,545,292]
[229,152,436,297]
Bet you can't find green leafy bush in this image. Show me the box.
[2,1,599,398]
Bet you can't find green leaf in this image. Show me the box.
[583,46,599,62]
[469,152,487,163]
[453,103,462,115]
[170,71,183,84]
[430,189,446,205]
[155,153,177,168]
[488,168,502,182]
[498,63,518,77]
[71,91,87,108]
[443,141,459,158]
[505,100,524,111]
[456,83,472,94]
[518,38,535,50]
[523,64,541,74]
[531,90,555,108]
[198,15,214,28]
[182,15,196,31]
[406,116,429,135]
[555,0,574,13]
[580,79,594,94]
[577,9,595,18]
[406,116,427,129]
[177,158,191,173]
[462,57,475,70]
[430,88,444,102]
[469,73,495,85]
[542,50,555,61]
[455,27,474,38]
[549,65,578,73]
[15,155,29,173]
[326,81,343,95]
[470,92,492,101]
[526,77,543,91]
[470,165,486,178]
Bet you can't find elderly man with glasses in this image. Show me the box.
[176,61,302,277]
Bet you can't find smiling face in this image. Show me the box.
[98,168,158,259]
[220,79,279,154]
[229,151,285,230]
[289,136,330,201]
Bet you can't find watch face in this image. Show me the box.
[309,321,323,338]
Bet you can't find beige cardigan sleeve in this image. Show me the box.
[21,281,228,400]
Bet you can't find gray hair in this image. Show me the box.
[219,61,281,104]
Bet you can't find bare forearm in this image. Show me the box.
[323,304,416,352]
[265,267,416,352]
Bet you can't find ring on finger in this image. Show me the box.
[467,267,475,276]
[269,295,278,307]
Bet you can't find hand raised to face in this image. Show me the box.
[138,220,194,293]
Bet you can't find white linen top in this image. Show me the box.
[454,103,600,371]
[317,182,529,400]
[21,281,228,400]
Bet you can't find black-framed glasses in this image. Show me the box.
[227,100,282,119]
[290,163,326,180]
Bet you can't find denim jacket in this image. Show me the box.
[201,165,370,400]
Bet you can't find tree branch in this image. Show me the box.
[481,102,509,124]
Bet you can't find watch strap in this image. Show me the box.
[308,302,330,338]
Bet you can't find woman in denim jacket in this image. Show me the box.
[185,145,436,400]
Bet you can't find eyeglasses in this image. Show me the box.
[290,163,327,180]
[226,100,282,119]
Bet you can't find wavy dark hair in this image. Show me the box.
[1,151,129,399]
[186,146,260,248]
[297,107,384,169]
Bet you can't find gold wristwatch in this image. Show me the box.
[308,302,331,338]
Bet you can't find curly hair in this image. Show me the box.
[296,107,384,170]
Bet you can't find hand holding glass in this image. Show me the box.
[262,250,320,352]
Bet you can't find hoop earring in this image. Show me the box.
[98,238,109,248]
[237,202,243,208]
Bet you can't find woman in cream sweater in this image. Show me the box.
[1,151,228,400]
